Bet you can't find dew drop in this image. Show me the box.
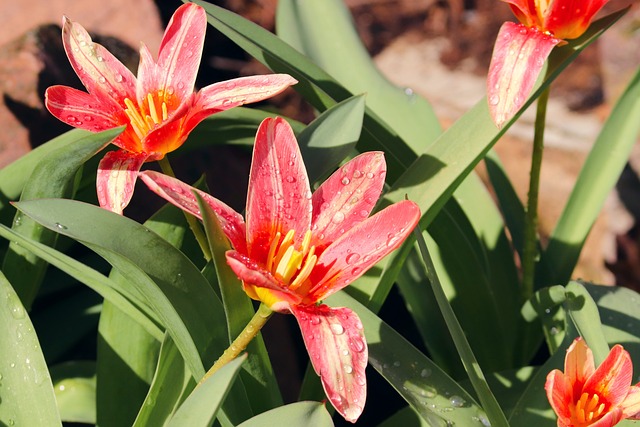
[350,336,366,353]
[310,317,321,325]
[55,223,68,230]
[366,172,374,179]
[359,209,369,218]
[330,323,345,335]
[353,170,362,179]
[332,211,345,224]
[285,176,296,183]
[421,368,432,378]
[393,361,401,367]
[98,76,106,84]
[386,234,401,247]
[97,55,104,62]
[450,395,465,407]
[114,74,123,83]
[177,81,185,90]
[351,267,362,276]
[346,253,361,265]
[341,177,350,185]
[186,50,194,58]
[489,94,500,106]
[342,349,350,356]
[344,365,353,374]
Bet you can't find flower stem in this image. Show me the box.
[157,157,212,261]
[522,87,550,301]
[198,303,273,386]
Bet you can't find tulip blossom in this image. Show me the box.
[487,0,609,127]
[45,4,297,214]
[138,117,421,422]
[545,337,640,426]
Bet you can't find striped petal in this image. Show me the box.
[487,22,560,128]
[311,151,386,250]
[45,85,123,132]
[292,304,367,423]
[138,3,205,103]
[137,171,247,253]
[184,75,298,136]
[246,117,312,260]
[62,16,136,104]
[309,200,420,301]
[97,150,148,214]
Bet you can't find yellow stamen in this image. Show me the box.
[148,93,159,124]
[573,392,606,424]
[123,93,170,142]
[265,229,317,291]
[162,102,168,121]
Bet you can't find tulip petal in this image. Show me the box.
[137,171,247,253]
[45,85,123,132]
[585,345,635,407]
[153,3,205,102]
[97,150,148,214]
[62,17,136,104]
[543,0,609,40]
[291,304,367,423]
[311,152,386,249]
[225,250,302,310]
[564,337,595,389]
[309,200,420,300]
[487,22,560,128]
[246,117,312,260]
[545,369,573,422]
[621,385,640,419]
[184,75,298,135]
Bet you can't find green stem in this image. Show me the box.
[522,87,550,301]
[157,157,212,261]
[198,303,273,386]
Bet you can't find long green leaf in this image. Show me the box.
[2,126,123,309]
[276,0,441,152]
[237,401,334,427]
[327,291,489,426]
[168,355,246,427]
[0,270,61,427]
[413,229,509,427]
[196,193,282,415]
[14,199,227,380]
[541,63,640,287]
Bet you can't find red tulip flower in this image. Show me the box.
[138,117,421,422]
[487,0,609,127]
[45,3,296,213]
[546,338,640,426]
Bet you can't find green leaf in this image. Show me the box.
[0,129,89,222]
[0,270,61,427]
[14,198,227,380]
[97,203,188,427]
[276,0,441,152]
[167,355,246,427]
[2,126,123,309]
[297,94,365,183]
[378,406,433,427]
[0,224,163,341]
[50,361,96,424]
[541,62,640,287]
[237,401,333,427]
[196,192,282,414]
[133,334,193,427]
[327,291,489,426]
[412,229,509,427]
[564,282,610,364]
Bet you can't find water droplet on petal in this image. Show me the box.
[330,323,345,335]
[346,253,361,265]
[286,176,296,183]
[332,211,345,224]
[489,94,500,106]
[353,170,362,179]
[114,74,123,83]
[98,76,106,84]
[311,317,321,325]
[344,365,353,374]
[341,177,350,185]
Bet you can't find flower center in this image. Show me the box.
[123,91,169,140]
[266,229,317,291]
[572,392,606,425]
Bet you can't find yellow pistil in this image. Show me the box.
[265,229,318,290]
[573,392,606,425]
[123,91,169,141]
